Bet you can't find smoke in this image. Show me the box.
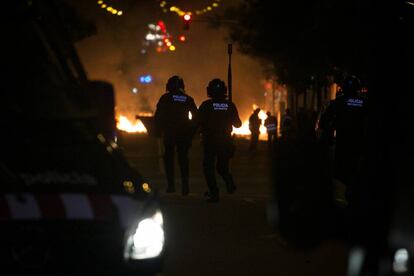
[74,0,265,121]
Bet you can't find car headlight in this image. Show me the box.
[124,209,165,260]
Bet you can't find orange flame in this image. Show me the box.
[117,115,147,133]
[116,105,271,140]
[232,104,268,140]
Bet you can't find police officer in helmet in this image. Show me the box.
[332,76,367,186]
[198,79,242,202]
[154,75,198,195]
[318,75,368,203]
[264,111,278,150]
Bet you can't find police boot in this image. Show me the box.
[224,176,237,194]
[206,188,219,203]
[207,194,219,203]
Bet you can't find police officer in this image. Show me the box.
[154,75,198,195]
[319,75,368,199]
[198,79,242,202]
[248,108,262,151]
[319,79,373,275]
[264,111,278,149]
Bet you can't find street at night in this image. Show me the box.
[120,133,349,276]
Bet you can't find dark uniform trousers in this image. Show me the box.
[249,131,260,151]
[334,137,364,191]
[267,131,277,149]
[163,135,191,190]
[202,140,235,196]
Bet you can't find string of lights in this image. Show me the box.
[157,20,176,52]
[96,0,123,16]
[158,0,221,17]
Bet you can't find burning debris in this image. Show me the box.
[117,105,273,140]
[232,104,270,140]
[116,115,147,133]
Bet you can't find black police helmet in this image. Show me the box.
[342,75,361,95]
[207,79,227,99]
[166,75,185,93]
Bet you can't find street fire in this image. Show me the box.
[117,115,147,133]
[232,105,269,140]
[117,106,271,139]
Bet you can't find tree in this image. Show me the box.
[225,0,375,110]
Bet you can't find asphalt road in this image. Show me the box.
[118,133,349,276]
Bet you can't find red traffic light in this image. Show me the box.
[183,14,191,21]
[157,20,166,33]
[178,35,186,42]
[183,14,192,30]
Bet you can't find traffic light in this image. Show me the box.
[183,13,192,30]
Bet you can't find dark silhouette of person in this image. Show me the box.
[264,111,278,149]
[318,76,370,257]
[154,75,198,195]
[281,108,293,140]
[297,108,316,142]
[318,79,377,275]
[248,108,262,151]
[319,75,368,195]
[272,110,332,247]
[198,79,241,202]
[317,90,345,149]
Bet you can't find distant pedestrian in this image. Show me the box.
[198,79,242,202]
[154,75,198,195]
[264,111,278,149]
[297,108,315,142]
[281,108,293,140]
[248,108,262,151]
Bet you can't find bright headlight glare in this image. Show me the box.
[125,210,165,260]
[393,248,409,273]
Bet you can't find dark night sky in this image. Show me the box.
[70,0,266,121]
